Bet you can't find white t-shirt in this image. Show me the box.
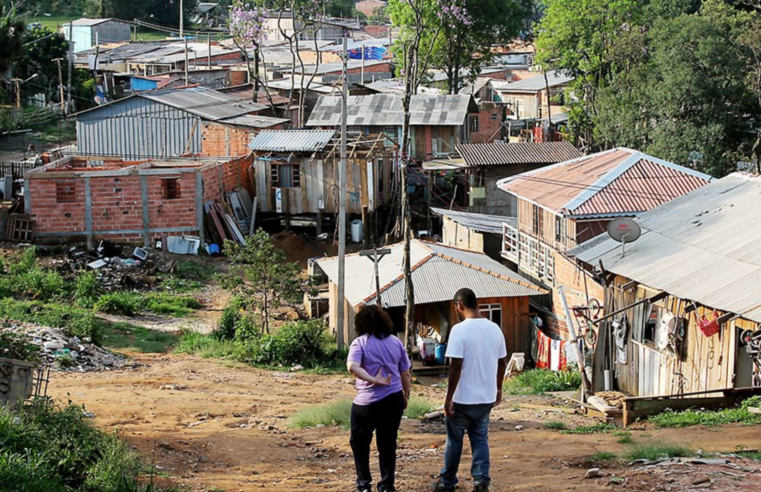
[445,317,507,404]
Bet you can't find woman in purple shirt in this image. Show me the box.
[347,305,412,492]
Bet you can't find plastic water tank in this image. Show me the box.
[350,220,363,243]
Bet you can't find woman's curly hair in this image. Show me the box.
[354,305,394,339]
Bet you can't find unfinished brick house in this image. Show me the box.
[24,154,253,246]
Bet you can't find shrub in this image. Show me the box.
[0,329,40,361]
[142,293,202,317]
[591,451,618,463]
[288,400,353,429]
[405,397,436,419]
[74,271,100,308]
[562,423,615,435]
[503,369,582,395]
[94,293,144,316]
[0,399,177,492]
[175,331,241,359]
[240,320,337,368]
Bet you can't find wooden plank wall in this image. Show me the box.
[606,275,753,397]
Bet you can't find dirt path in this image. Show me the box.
[48,355,761,492]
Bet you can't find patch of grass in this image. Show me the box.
[591,451,618,463]
[94,292,144,316]
[405,397,436,419]
[175,260,217,281]
[174,331,241,359]
[649,397,761,428]
[615,431,633,444]
[101,323,179,353]
[94,292,202,317]
[562,423,616,435]
[544,421,567,430]
[503,369,581,395]
[0,298,104,344]
[624,444,694,462]
[736,451,761,461]
[288,400,353,429]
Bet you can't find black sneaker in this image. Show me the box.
[378,486,396,492]
[473,483,490,492]
[431,481,455,492]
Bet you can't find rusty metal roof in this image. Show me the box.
[315,239,546,308]
[497,148,713,218]
[570,173,761,323]
[457,141,583,167]
[248,130,335,152]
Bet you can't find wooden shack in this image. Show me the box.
[249,130,395,231]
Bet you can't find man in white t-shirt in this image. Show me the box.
[432,288,507,492]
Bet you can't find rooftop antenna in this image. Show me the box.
[606,218,641,258]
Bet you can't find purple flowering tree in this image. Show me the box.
[229,0,272,106]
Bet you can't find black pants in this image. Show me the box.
[350,391,405,490]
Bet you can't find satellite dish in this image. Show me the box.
[607,218,641,243]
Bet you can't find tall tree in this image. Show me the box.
[0,4,25,74]
[13,27,69,104]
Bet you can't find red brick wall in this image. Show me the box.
[201,154,254,202]
[469,103,505,143]
[201,123,285,157]
[323,62,393,76]
[174,51,243,69]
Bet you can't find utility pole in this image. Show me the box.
[336,36,348,349]
[184,36,189,85]
[179,0,184,38]
[13,79,21,109]
[54,58,65,113]
[359,248,391,306]
[66,20,73,115]
[207,33,212,68]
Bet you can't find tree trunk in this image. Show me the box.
[253,53,260,103]
[401,46,415,353]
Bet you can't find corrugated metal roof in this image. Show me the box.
[497,148,712,217]
[431,208,516,234]
[70,17,116,26]
[141,86,267,120]
[315,239,546,308]
[570,173,761,323]
[457,141,583,167]
[249,130,335,152]
[221,114,289,129]
[287,59,390,75]
[306,94,475,127]
[491,70,574,93]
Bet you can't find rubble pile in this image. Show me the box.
[2,322,127,372]
[39,241,177,291]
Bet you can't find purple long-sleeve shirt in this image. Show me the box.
[347,334,411,406]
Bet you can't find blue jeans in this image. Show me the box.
[439,403,493,488]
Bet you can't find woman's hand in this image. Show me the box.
[372,369,391,386]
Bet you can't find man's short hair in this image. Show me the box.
[454,288,478,310]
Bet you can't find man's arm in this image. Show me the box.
[495,356,507,406]
[401,370,411,409]
[445,358,463,417]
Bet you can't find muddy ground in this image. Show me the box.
[48,354,761,492]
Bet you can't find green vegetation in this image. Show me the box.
[405,397,436,419]
[649,397,761,428]
[590,451,618,463]
[0,399,180,491]
[615,431,634,444]
[544,421,567,431]
[562,423,615,435]
[624,444,694,462]
[101,323,179,353]
[288,400,353,429]
[503,369,582,395]
[174,330,242,359]
[0,298,104,344]
[0,329,41,361]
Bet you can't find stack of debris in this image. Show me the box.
[2,322,126,372]
[40,241,175,291]
[203,187,256,250]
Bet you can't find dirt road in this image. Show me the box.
[49,354,761,492]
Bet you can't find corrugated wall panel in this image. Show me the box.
[76,98,201,159]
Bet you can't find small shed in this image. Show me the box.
[62,18,131,53]
[315,239,548,352]
[431,207,515,262]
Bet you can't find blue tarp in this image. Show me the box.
[347,46,389,61]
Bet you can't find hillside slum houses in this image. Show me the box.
[570,173,761,423]
[496,148,712,338]
[247,129,395,235]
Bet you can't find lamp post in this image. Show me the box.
[12,74,39,109]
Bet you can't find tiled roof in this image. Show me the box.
[457,141,582,167]
[497,148,713,217]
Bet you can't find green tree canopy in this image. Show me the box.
[0,5,25,74]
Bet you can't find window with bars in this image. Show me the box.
[271,163,301,188]
[469,115,479,132]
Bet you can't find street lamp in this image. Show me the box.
[11,74,39,109]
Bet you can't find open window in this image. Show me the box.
[161,178,181,200]
[479,303,502,329]
[271,163,301,188]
